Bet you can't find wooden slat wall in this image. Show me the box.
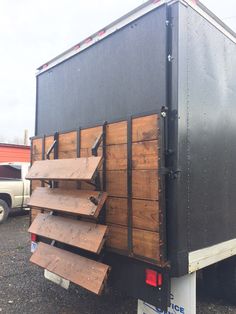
[104,114,160,263]
[30,114,163,264]
[31,132,78,218]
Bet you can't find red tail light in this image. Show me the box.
[31,233,37,242]
[145,269,163,287]
[157,273,163,286]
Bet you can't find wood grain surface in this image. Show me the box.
[30,242,110,294]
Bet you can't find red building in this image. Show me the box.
[0,143,30,163]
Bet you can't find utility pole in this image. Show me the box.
[24,129,29,146]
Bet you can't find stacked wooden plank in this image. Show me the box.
[105,115,160,261]
[27,156,110,294]
[30,113,164,265]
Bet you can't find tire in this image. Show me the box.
[0,199,10,224]
[218,256,236,304]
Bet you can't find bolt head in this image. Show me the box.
[161,111,167,118]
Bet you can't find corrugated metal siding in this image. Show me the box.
[0,144,30,162]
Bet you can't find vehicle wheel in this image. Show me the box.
[0,199,10,224]
[218,256,236,304]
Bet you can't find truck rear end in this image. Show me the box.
[27,0,236,311]
[29,111,169,307]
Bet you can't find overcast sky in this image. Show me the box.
[0,0,235,144]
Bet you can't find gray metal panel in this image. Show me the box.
[165,2,189,276]
[36,7,167,136]
[173,2,236,275]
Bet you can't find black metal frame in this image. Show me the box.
[76,128,81,190]
[105,252,170,311]
[127,117,133,255]
[43,132,59,188]
[91,132,103,157]
[77,128,81,158]
[102,122,107,192]
[29,139,33,226]
[41,135,46,188]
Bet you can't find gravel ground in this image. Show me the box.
[0,213,236,314]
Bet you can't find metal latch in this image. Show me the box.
[159,167,181,179]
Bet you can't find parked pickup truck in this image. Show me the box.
[0,162,30,223]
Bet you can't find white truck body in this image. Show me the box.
[0,162,30,223]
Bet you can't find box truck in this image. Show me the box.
[26,0,236,311]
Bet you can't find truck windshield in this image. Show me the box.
[0,165,22,180]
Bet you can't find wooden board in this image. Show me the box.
[132,199,159,232]
[30,242,110,295]
[31,208,41,222]
[132,140,158,170]
[106,144,127,170]
[44,136,54,159]
[32,138,43,156]
[58,181,78,190]
[26,157,102,181]
[106,224,128,252]
[132,170,159,200]
[30,113,163,264]
[80,126,103,149]
[29,213,108,254]
[106,121,127,145]
[80,147,103,158]
[58,132,77,159]
[106,198,159,232]
[133,229,160,260]
[106,171,127,197]
[132,114,158,142]
[28,187,108,218]
[32,154,42,162]
[58,150,77,159]
[106,225,160,261]
[31,180,41,191]
[106,197,128,226]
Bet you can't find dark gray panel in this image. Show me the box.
[165,3,189,276]
[36,6,167,135]
[174,3,236,275]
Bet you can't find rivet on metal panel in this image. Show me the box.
[161,111,167,118]
[161,106,168,118]
[167,54,173,62]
